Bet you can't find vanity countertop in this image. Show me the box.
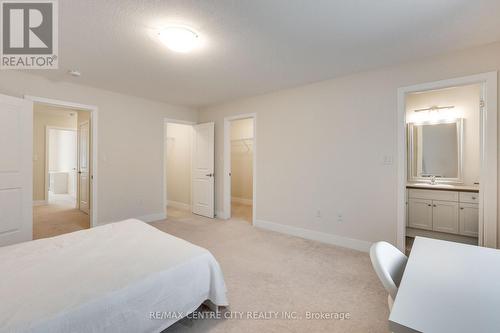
[406,183,479,193]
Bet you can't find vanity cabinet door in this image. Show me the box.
[459,203,479,237]
[408,199,433,230]
[432,200,459,234]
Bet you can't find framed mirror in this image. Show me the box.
[407,119,463,183]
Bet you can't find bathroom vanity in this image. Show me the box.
[406,184,479,244]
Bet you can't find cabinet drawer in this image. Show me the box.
[459,192,479,204]
[408,189,458,202]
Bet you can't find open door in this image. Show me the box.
[78,121,90,214]
[0,94,33,246]
[192,122,215,218]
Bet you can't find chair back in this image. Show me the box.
[370,241,407,300]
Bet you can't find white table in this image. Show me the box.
[389,237,500,333]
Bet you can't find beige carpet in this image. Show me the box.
[33,199,90,240]
[231,202,253,224]
[152,207,390,333]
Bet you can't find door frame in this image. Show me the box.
[162,118,196,218]
[223,113,257,224]
[397,71,498,250]
[25,95,99,227]
[44,126,77,206]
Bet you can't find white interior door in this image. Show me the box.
[78,121,90,214]
[192,122,215,218]
[0,94,33,246]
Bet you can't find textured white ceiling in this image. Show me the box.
[31,0,500,107]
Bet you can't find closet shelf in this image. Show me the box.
[231,138,253,153]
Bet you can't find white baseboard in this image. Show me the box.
[255,219,371,252]
[231,197,253,205]
[167,200,191,211]
[137,212,166,223]
[33,200,48,206]
[406,227,477,245]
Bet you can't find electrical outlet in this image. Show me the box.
[337,213,343,223]
[316,210,322,218]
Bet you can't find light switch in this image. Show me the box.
[382,155,393,165]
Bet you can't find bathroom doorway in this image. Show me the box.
[397,72,497,253]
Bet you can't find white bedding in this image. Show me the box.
[0,219,228,333]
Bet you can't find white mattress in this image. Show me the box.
[0,219,228,333]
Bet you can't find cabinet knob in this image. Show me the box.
[427,204,432,207]
[433,204,437,207]
[460,207,464,210]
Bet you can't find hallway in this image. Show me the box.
[33,198,90,240]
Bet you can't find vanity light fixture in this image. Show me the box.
[409,105,459,125]
[414,105,455,113]
[158,26,199,53]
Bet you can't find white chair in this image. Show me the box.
[370,241,408,310]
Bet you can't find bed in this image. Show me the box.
[0,219,228,333]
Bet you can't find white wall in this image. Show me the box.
[406,84,481,185]
[0,71,198,224]
[33,105,77,201]
[231,118,253,202]
[200,42,500,248]
[166,123,192,207]
[48,129,77,173]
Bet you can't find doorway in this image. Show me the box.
[397,72,497,253]
[163,119,216,220]
[223,114,256,224]
[164,121,193,219]
[32,103,93,239]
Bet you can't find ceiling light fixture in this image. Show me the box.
[158,26,199,53]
